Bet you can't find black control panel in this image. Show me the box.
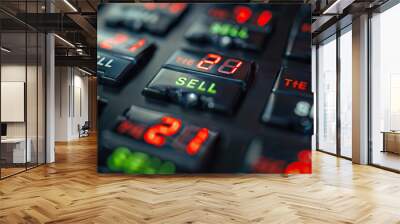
[98,3,312,174]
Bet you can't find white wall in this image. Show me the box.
[1,65,26,138]
[1,64,46,163]
[54,67,89,141]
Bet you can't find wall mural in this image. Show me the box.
[97,3,312,174]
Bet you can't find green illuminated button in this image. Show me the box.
[143,68,244,114]
[158,161,176,174]
[209,22,248,39]
[185,21,266,51]
[122,152,149,174]
[107,146,131,172]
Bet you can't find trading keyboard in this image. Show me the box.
[97,3,312,174]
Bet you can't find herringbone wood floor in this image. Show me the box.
[1,135,400,224]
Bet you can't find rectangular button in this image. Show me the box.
[143,68,243,114]
[286,32,311,62]
[261,92,313,134]
[164,49,254,89]
[185,20,267,51]
[98,31,155,61]
[97,50,135,85]
[275,66,311,94]
[98,97,108,115]
[207,6,275,34]
[105,105,219,172]
[104,3,187,35]
[285,6,311,62]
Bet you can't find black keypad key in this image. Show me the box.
[104,3,188,35]
[103,105,219,172]
[97,50,135,85]
[143,68,243,114]
[207,5,275,34]
[164,49,254,90]
[98,31,155,61]
[274,66,311,94]
[285,5,311,62]
[98,97,108,115]
[97,32,155,85]
[286,24,311,61]
[185,20,267,51]
[261,92,313,134]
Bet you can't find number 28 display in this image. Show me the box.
[165,49,254,88]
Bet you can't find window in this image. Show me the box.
[317,36,337,154]
[339,28,352,158]
[370,3,400,171]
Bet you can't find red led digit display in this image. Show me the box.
[196,53,222,71]
[143,116,182,147]
[99,33,128,50]
[142,3,157,10]
[117,116,211,155]
[128,38,147,52]
[186,128,209,155]
[168,3,187,14]
[116,120,146,140]
[208,8,229,20]
[142,3,186,14]
[192,53,243,75]
[166,50,252,86]
[217,59,243,75]
[284,78,308,91]
[176,56,194,66]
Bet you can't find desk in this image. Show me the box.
[382,131,400,154]
[1,138,31,163]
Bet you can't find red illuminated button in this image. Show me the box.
[98,31,155,61]
[206,5,274,34]
[234,6,252,24]
[256,10,273,27]
[164,49,254,90]
[106,105,219,172]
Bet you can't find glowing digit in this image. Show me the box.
[186,128,209,155]
[144,116,182,147]
[196,53,222,71]
[217,59,243,75]
[128,38,146,52]
[99,33,128,50]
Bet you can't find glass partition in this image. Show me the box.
[370,3,400,171]
[317,35,337,154]
[1,30,28,177]
[339,28,352,158]
[0,1,46,179]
